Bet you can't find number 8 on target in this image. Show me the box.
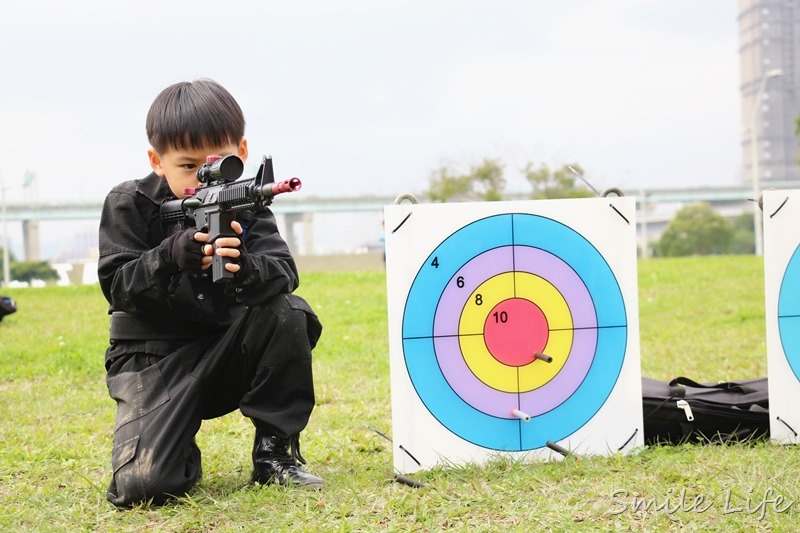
[384,198,644,473]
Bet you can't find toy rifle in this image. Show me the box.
[160,154,301,282]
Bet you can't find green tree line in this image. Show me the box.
[425,158,594,202]
[424,158,755,257]
[0,248,59,284]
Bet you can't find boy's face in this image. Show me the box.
[148,139,249,198]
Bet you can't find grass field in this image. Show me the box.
[0,255,796,532]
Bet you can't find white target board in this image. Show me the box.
[763,189,800,444]
[384,198,644,473]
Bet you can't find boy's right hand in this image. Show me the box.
[165,227,208,273]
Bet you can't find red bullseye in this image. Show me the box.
[484,298,549,366]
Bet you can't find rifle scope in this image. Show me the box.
[196,154,244,184]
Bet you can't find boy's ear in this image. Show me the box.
[237,138,249,163]
[148,149,166,177]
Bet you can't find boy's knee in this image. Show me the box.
[107,437,201,508]
[285,294,322,347]
[108,463,199,508]
[254,294,322,349]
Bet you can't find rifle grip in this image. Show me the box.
[212,252,233,283]
[208,211,237,283]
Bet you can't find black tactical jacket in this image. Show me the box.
[98,171,299,335]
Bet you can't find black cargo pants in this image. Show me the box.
[104,293,322,507]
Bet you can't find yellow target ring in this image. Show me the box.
[459,272,573,392]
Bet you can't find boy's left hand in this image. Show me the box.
[197,220,247,273]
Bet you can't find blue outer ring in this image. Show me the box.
[402,213,628,451]
[778,246,800,380]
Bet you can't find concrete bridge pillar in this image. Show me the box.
[283,212,314,255]
[22,219,40,261]
[303,212,314,255]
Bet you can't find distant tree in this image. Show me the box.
[470,158,505,201]
[730,211,755,255]
[523,162,595,199]
[1,248,59,284]
[657,203,734,257]
[426,166,470,202]
[10,261,59,284]
[426,158,506,202]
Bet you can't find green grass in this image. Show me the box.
[0,256,796,532]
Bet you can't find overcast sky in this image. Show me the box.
[0,1,744,260]
[1,0,742,204]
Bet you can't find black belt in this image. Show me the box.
[109,311,216,341]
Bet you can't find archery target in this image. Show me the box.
[385,198,643,473]
[763,189,800,444]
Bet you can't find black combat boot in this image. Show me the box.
[250,434,324,489]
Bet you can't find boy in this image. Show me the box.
[98,78,324,508]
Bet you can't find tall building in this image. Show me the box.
[739,0,800,185]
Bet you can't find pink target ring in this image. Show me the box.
[484,298,549,367]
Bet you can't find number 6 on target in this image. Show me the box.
[384,197,644,473]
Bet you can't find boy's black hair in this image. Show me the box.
[146,78,246,154]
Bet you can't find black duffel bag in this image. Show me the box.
[0,295,16,321]
[642,376,769,445]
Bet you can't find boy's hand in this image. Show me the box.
[206,221,247,274]
[166,222,246,275]
[165,227,208,273]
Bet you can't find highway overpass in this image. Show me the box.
[4,182,798,260]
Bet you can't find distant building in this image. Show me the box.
[738,0,800,184]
